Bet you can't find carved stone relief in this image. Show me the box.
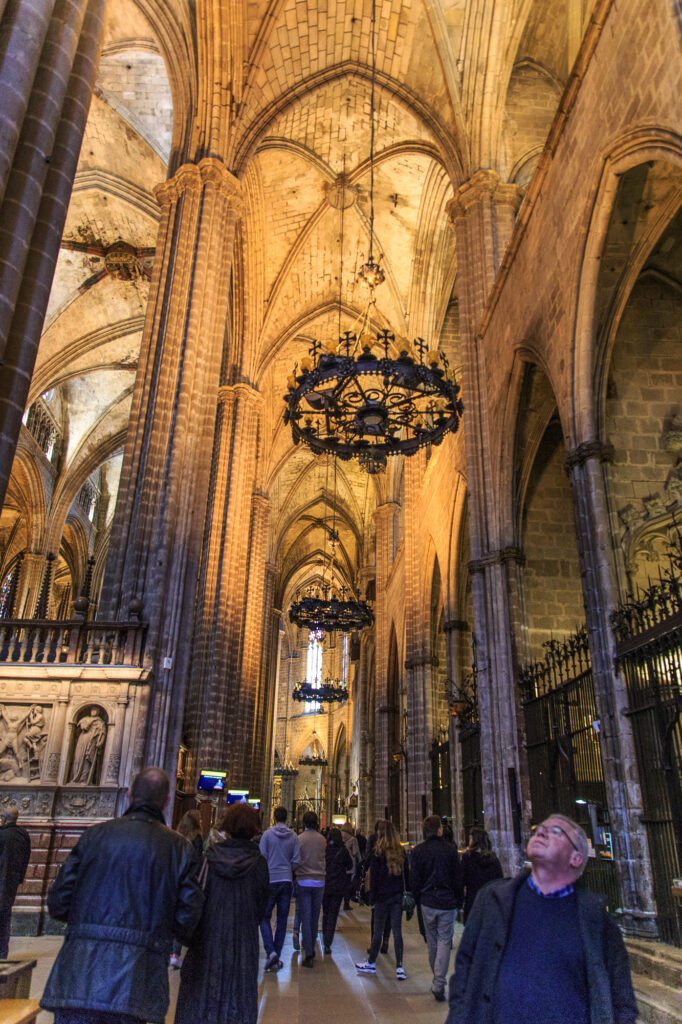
[0,703,50,782]
[0,788,54,817]
[55,789,117,818]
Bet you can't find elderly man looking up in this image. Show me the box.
[447,814,637,1024]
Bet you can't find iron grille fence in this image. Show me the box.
[612,545,682,945]
[459,722,482,834]
[519,628,620,912]
[430,739,451,818]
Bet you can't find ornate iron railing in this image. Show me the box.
[613,545,682,945]
[519,627,620,912]
[0,618,147,666]
[611,541,682,645]
[519,627,591,701]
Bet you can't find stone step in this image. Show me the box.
[634,975,682,1024]
[628,938,682,990]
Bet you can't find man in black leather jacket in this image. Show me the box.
[41,766,204,1024]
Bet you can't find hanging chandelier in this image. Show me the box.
[283,0,463,466]
[289,583,373,633]
[292,677,348,704]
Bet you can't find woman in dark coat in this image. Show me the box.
[322,828,353,953]
[460,826,503,922]
[175,803,269,1024]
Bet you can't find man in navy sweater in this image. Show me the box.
[446,814,637,1024]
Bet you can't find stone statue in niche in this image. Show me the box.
[0,703,48,780]
[69,707,107,785]
[23,704,48,780]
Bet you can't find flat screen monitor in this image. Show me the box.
[227,789,249,804]
[197,770,226,792]
[248,798,260,810]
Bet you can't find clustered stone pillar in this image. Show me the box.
[372,501,398,820]
[565,440,657,936]
[447,170,526,870]
[99,158,242,781]
[0,0,107,508]
[181,382,265,792]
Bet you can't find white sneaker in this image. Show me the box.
[396,966,406,980]
[356,960,376,972]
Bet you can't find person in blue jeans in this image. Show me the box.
[259,805,300,971]
[295,810,326,967]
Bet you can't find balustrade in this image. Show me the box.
[0,618,146,666]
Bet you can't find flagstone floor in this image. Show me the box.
[8,905,460,1024]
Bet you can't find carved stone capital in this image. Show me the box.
[564,440,614,474]
[468,545,525,574]
[444,618,470,633]
[155,157,242,209]
[373,501,399,521]
[251,491,271,513]
[405,655,438,670]
[217,381,262,407]
[446,170,523,223]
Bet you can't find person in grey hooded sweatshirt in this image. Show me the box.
[259,805,300,970]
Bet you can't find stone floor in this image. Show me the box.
[8,905,458,1024]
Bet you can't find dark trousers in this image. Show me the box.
[370,906,392,948]
[0,905,11,959]
[322,892,343,947]
[53,1013,145,1024]
[369,895,403,965]
[260,880,293,958]
[295,881,324,957]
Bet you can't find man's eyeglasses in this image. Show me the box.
[532,822,580,853]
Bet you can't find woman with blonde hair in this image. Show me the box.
[355,820,408,979]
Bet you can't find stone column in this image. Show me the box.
[98,159,241,781]
[43,693,69,783]
[443,619,466,841]
[243,492,272,797]
[447,170,526,870]
[181,382,263,790]
[0,0,107,508]
[14,552,47,618]
[259,595,283,824]
[372,501,398,821]
[104,690,130,786]
[565,440,657,936]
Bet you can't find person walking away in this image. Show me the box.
[259,805,299,971]
[356,819,408,980]
[447,814,637,1024]
[296,810,326,967]
[41,767,204,1024]
[460,826,503,923]
[175,803,269,1024]
[409,814,462,1001]
[170,809,204,968]
[340,821,360,910]
[322,828,353,953]
[0,807,31,958]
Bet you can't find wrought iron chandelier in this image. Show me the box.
[289,583,373,634]
[298,753,328,766]
[292,677,348,704]
[283,0,463,467]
